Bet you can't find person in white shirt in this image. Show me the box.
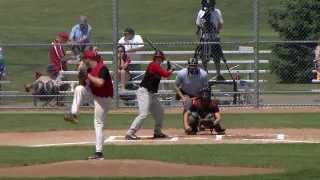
[195,0,225,80]
[196,0,223,36]
[118,27,144,82]
[118,27,144,60]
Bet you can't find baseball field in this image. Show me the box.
[1,0,320,179]
[0,109,320,179]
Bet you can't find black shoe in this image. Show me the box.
[88,152,104,160]
[64,113,79,124]
[216,129,226,135]
[153,133,169,139]
[214,124,226,135]
[125,134,140,140]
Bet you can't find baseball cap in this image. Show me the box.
[58,32,69,41]
[123,27,135,35]
[83,50,98,61]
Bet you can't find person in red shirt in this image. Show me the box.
[64,50,113,160]
[125,50,175,140]
[117,45,131,91]
[49,32,70,74]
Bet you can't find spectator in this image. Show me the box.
[24,64,68,106]
[49,32,70,74]
[118,27,144,80]
[117,45,131,91]
[195,0,224,80]
[69,16,92,58]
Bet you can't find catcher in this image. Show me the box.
[184,87,226,135]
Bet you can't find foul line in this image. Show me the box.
[29,141,95,147]
[105,136,178,142]
[28,136,179,147]
[242,139,320,144]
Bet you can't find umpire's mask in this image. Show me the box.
[187,58,199,76]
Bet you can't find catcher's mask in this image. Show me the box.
[153,50,166,62]
[187,58,199,75]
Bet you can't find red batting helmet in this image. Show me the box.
[153,50,166,61]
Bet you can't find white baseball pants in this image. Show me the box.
[127,87,164,136]
[71,85,112,153]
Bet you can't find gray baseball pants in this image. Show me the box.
[127,87,164,136]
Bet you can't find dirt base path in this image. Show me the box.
[0,128,320,147]
[0,159,281,177]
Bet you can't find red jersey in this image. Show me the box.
[140,61,172,93]
[190,98,219,118]
[49,40,67,72]
[89,62,113,98]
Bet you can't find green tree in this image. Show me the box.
[268,0,320,83]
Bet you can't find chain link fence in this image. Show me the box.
[0,0,319,108]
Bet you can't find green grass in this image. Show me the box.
[0,112,319,132]
[0,144,320,179]
[0,0,279,91]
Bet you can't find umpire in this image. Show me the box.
[175,58,208,132]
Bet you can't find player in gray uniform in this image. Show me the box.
[125,51,175,140]
[175,58,208,133]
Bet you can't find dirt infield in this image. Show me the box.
[1,128,318,177]
[0,128,320,147]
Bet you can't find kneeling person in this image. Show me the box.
[184,88,225,135]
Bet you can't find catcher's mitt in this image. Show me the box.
[199,119,215,130]
[78,68,88,86]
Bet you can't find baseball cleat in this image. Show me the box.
[64,113,79,124]
[153,133,169,139]
[216,129,226,135]
[125,134,141,140]
[88,152,104,160]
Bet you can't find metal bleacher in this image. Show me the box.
[60,49,270,106]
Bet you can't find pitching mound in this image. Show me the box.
[0,159,281,177]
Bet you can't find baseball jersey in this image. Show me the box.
[49,40,67,72]
[89,62,113,98]
[140,61,172,93]
[189,98,219,118]
[175,68,208,97]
